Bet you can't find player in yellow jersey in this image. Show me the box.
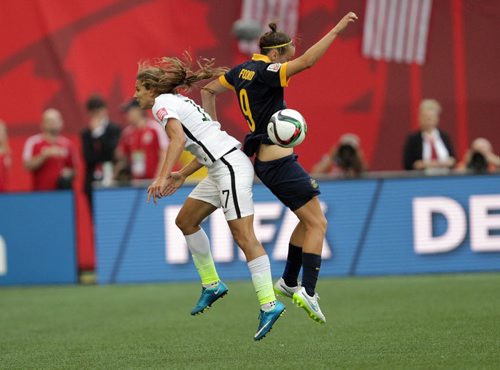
[202,12,358,324]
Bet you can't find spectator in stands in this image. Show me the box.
[81,95,121,206]
[114,99,168,183]
[311,133,366,177]
[23,109,77,191]
[0,120,11,192]
[458,137,500,174]
[403,99,455,171]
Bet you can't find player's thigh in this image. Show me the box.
[177,178,219,229]
[176,197,217,229]
[293,196,327,230]
[255,154,320,211]
[216,150,255,221]
[227,214,258,245]
[188,175,222,209]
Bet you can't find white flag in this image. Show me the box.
[362,0,433,65]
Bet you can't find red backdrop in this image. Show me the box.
[1,0,499,269]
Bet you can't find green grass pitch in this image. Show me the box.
[1,273,499,369]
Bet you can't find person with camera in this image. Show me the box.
[311,133,366,177]
[458,137,500,174]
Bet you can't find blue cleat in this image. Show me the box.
[190,281,228,315]
[254,301,286,341]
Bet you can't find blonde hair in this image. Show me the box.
[136,52,227,95]
[419,99,442,114]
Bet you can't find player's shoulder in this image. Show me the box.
[263,62,282,73]
[153,94,176,114]
[153,93,176,108]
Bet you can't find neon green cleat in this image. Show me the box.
[292,287,326,324]
[274,277,300,299]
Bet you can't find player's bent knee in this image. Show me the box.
[304,215,327,236]
[175,214,195,234]
[232,231,259,251]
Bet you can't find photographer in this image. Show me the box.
[312,133,366,177]
[459,138,500,174]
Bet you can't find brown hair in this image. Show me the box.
[136,52,227,95]
[259,22,292,55]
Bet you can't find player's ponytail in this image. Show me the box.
[259,22,292,55]
[137,52,227,95]
[268,22,278,33]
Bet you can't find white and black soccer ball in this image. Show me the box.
[267,109,307,148]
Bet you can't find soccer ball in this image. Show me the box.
[267,109,307,148]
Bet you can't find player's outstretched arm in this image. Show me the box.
[286,11,358,78]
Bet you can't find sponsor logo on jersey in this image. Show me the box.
[157,108,168,121]
[267,63,281,72]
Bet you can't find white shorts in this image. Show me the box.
[188,148,254,221]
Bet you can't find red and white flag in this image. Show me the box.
[238,0,300,55]
[362,0,433,65]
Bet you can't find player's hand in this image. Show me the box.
[333,12,358,34]
[163,172,186,196]
[147,177,168,205]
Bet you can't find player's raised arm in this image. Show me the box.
[286,11,358,78]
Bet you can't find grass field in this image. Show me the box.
[1,273,499,369]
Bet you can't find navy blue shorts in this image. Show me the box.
[254,154,321,211]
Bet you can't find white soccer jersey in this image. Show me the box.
[152,93,240,166]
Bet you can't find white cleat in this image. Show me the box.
[274,277,301,298]
[292,287,326,324]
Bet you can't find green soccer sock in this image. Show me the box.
[185,229,220,286]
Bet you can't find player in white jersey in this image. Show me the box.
[134,55,284,341]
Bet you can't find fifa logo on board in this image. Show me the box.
[163,202,332,264]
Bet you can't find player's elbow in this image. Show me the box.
[173,136,186,147]
[304,57,316,69]
[296,55,316,71]
[200,87,216,100]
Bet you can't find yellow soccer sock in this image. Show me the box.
[185,229,220,286]
[248,255,276,307]
[192,254,220,286]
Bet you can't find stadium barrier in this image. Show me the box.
[94,174,500,284]
[0,191,77,285]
